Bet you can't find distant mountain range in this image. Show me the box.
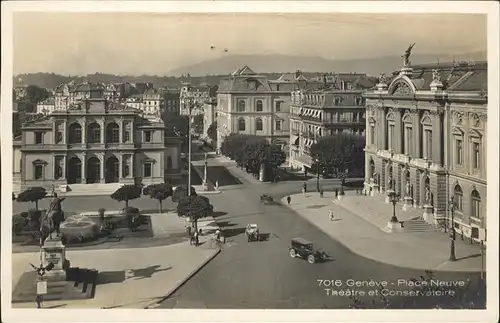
[168,52,487,77]
[14,51,486,89]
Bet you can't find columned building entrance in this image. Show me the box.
[86,157,101,184]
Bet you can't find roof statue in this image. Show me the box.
[379,73,389,85]
[432,69,442,83]
[402,42,416,68]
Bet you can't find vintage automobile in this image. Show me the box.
[260,194,274,204]
[289,237,327,264]
[245,224,260,242]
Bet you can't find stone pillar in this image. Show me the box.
[119,119,124,143]
[100,154,105,183]
[81,120,87,145]
[100,121,105,144]
[119,155,123,179]
[81,153,87,183]
[63,121,67,144]
[62,155,66,180]
[432,111,443,166]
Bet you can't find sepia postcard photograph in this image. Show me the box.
[1,1,499,323]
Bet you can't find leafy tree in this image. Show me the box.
[207,121,217,144]
[310,133,365,179]
[110,185,142,207]
[25,85,50,104]
[220,134,285,180]
[161,111,190,137]
[16,187,47,210]
[192,114,204,135]
[144,183,174,213]
[171,185,197,203]
[176,195,213,232]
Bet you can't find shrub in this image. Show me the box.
[28,209,42,230]
[172,185,197,203]
[123,207,142,231]
[13,214,27,235]
[98,208,106,222]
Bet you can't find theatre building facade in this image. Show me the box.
[16,99,181,192]
[363,61,487,243]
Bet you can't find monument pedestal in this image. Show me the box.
[422,205,434,223]
[386,221,403,232]
[402,196,413,211]
[42,237,67,282]
[385,190,395,203]
[201,181,209,191]
[337,194,344,201]
[370,184,379,196]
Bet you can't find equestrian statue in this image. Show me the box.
[40,193,66,241]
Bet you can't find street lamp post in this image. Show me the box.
[388,190,399,223]
[449,197,456,261]
[315,158,320,192]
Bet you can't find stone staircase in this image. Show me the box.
[402,218,440,233]
[60,183,124,197]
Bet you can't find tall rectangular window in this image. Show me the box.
[456,139,463,165]
[123,156,130,177]
[425,130,433,159]
[275,120,282,131]
[144,131,152,143]
[275,101,282,112]
[388,125,394,150]
[56,131,63,143]
[144,163,152,177]
[35,132,43,144]
[34,165,43,180]
[473,142,480,168]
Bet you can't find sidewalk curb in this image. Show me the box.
[280,196,483,273]
[144,248,221,309]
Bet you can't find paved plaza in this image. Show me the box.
[283,191,485,272]
[11,213,222,309]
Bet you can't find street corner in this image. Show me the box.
[144,247,221,309]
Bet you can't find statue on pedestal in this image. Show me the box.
[405,181,411,197]
[432,69,442,82]
[425,187,432,205]
[41,194,66,240]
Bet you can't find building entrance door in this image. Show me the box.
[105,156,120,183]
[86,157,101,184]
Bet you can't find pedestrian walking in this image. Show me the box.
[286,196,291,205]
[320,190,324,198]
[193,231,199,246]
[215,229,221,243]
[303,182,308,193]
[329,210,334,221]
[215,180,219,190]
[302,188,306,196]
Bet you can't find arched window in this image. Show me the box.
[87,122,101,143]
[68,123,82,144]
[454,185,463,212]
[238,118,246,131]
[256,100,263,112]
[106,122,120,143]
[256,118,263,131]
[238,100,246,112]
[471,190,481,218]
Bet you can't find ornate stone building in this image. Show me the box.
[363,59,487,242]
[289,73,376,170]
[179,82,211,116]
[216,66,321,155]
[17,98,182,193]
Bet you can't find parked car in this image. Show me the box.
[245,224,260,242]
[289,237,327,264]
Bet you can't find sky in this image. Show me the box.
[12,12,487,76]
